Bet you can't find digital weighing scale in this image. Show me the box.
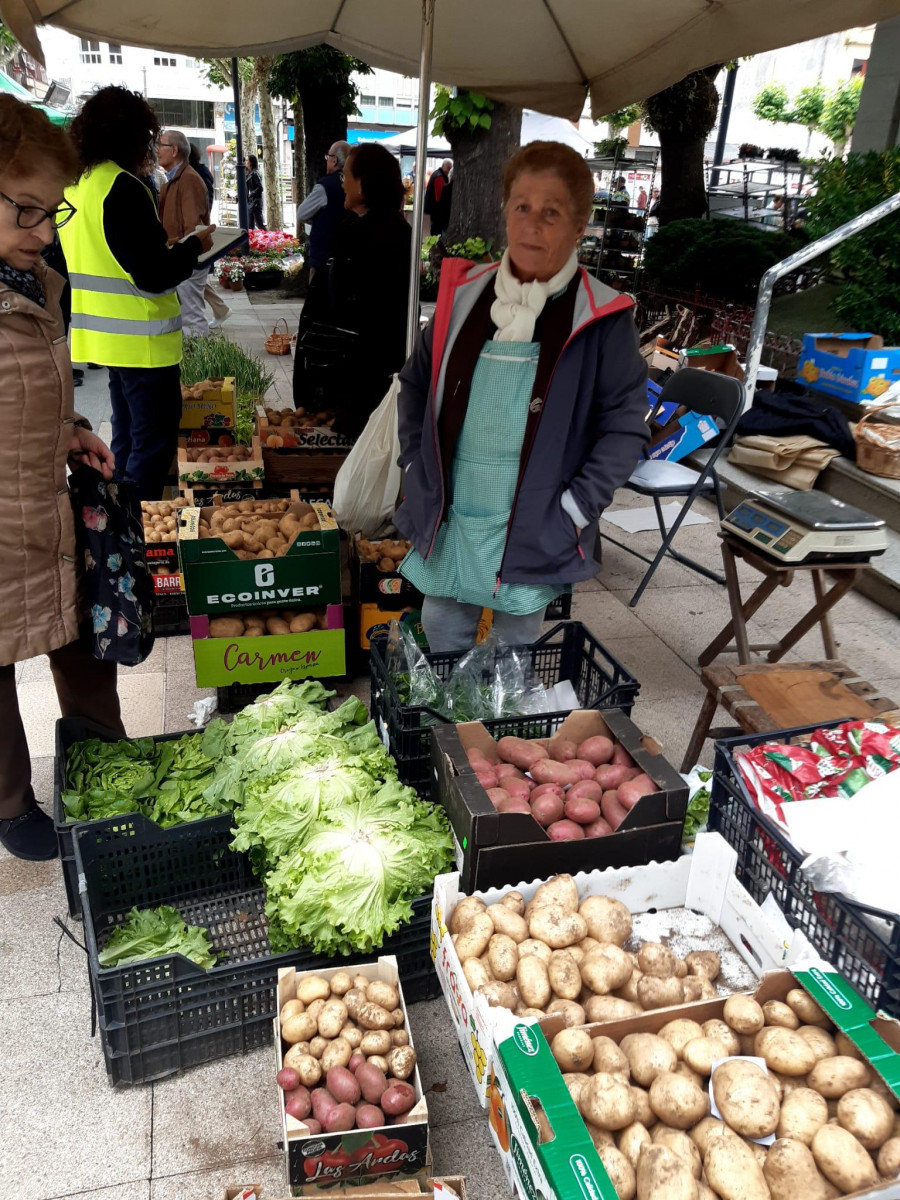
[721,490,887,564]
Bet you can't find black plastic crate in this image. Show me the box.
[709,720,900,1018]
[215,681,279,713]
[53,718,230,919]
[370,621,640,791]
[151,591,190,637]
[546,593,573,621]
[73,816,438,1086]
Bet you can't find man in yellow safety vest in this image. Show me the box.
[59,86,213,499]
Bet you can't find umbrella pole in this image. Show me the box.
[406,0,436,358]
[232,57,250,231]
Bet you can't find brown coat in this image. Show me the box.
[158,162,210,243]
[0,262,82,667]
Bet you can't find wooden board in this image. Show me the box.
[741,667,879,728]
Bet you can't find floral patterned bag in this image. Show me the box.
[68,466,155,665]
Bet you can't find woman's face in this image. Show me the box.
[342,159,365,213]
[0,169,64,270]
[504,171,585,282]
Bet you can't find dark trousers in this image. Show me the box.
[248,203,266,230]
[0,641,123,819]
[108,364,181,501]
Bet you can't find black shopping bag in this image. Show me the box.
[69,466,155,665]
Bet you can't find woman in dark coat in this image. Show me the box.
[245,154,265,229]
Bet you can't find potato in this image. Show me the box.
[500,889,526,915]
[282,1012,318,1044]
[757,1027,817,1076]
[517,954,552,1010]
[682,977,717,1002]
[796,1025,836,1064]
[777,1087,829,1145]
[649,1072,709,1130]
[356,1002,394,1031]
[367,981,400,1011]
[585,995,643,1022]
[787,988,831,1028]
[631,1086,654,1129]
[209,617,245,637]
[682,1037,730,1077]
[450,896,486,934]
[637,943,678,979]
[497,735,548,772]
[636,1144,699,1200]
[282,1049,322,1087]
[563,1072,591,1107]
[705,1135,769,1200]
[480,981,518,1010]
[308,1036,328,1059]
[700,1020,741,1057]
[579,896,633,946]
[297,975,330,1005]
[585,1122,617,1150]
[386,1045,418,1080]
[598,1144,637,1200]
[463,958,491,992]
[547,999,587,1028]
[617,970,643,1004]
[622,1033,678,1088]
[837,1087,894,1149]
[618,1122,652,1170]
[528,904,587,949]
[382,1081,416,1116]
[712,1060,780,1137]
[766,1138,833,1200]
[684,951,720,980]
[360,1030,392,1057]
[487,903,529,943]
[688,1117,733,1158]
[812,1123,880,1192]
[672,1062,703,1090]
[517,937,553,965]
[580,1072,637,1131]
[652,1128,702,1178]
[877,1137,900,1178]
[488,933,519,982]
[807,1055,871,1098]
[637,976,685,1010]
[455,912,494,962]
[356,1061,388,1104]
[306,999,327,1025]
[552,1028,595,1073]
[764,1000,801,1030]
[583,945,635,996]
[548,950,582,1000]
[316,1000,348,1040]
[659,1019,706,1058]
[593,1036,631,1078]
[340,1023,362,1049]
[280,999,306,1024]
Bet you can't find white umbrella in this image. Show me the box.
[378,111,593,157]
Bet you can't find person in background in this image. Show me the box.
[637,186,648,211]
[0,95,124,860]
[423,158,453,237]
[157,128,213,338]
[609,175,631,206]
[648,187,661,216]
[189,143,215,208]
[329,143,412,437]
[396,141,648,653]
[188,144,231,330]
[245,154,266,229]
[59,86,213,501]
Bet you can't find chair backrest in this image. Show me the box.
[656,367,746,438]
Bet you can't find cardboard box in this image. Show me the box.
[181,376,236,430]
[488,964,900,1200]
[431,832,812,1108]
[276,957,429,1190]
[644,408,721,463]
[360,604,425,653]
[679,344,744,380]
[797,333,900,404]
[177,434,264,485]
[430,709,688,892]
[257,405,355,450]
[221,1180,465,1199]
[178,500,342,616]
[189,606,345,685]
[145,541,183,594]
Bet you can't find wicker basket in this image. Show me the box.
[856,401,900,480]
[264,318,292,356]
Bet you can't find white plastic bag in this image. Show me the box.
[332,375,402,536]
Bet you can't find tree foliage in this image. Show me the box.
[752,75,864,152]
[752,83,790,125]
[598,103,642,133]
[643,218,797,302]
[0,17,17,67]
[431,86,493,136]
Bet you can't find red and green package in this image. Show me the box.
[736,719,900,825]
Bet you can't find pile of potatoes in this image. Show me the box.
[180,377,221,401]
[356,537,412,573]
[209,608,328,637]
[450,876,724,1023]
[197,499,320,559]
[261,405,336,442]
[182,444,255,464]
[141,499,185,542]
[545,985,899,1200]
[276,971,419,1134]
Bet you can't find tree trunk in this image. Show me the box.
[656,130,709,224]
[240,75,258,158]
[293,98,306,212]
[444,102,522,251]
[297,90,347,198]
[257,76,281,229]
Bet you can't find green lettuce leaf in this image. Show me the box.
[98,905,217,969]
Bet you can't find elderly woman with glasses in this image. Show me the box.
[396,142,649,653]
[0,96,126,861]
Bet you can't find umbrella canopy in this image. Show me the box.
[378,110,594,157]
[4,0,900,118]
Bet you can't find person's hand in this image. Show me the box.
[69,426,115,480]
[194,224,216,252]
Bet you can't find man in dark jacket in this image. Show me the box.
[424,159,452,236]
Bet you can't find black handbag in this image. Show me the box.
[68,466,155,666]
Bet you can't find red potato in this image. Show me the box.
[467,747,492,768]
[497,795,532,814]
[594,763,632,791]
[284,1087,312,1120]
[567,759,598,781]
[496,763,529,783]
[276,1067,300,1091]
[584,816,613,838]
[611,742,637,768]
[326,1066,361,1105]
[486,787,512,809]
[356,1104,386,1129]
[502,777,533,802]
[311,1087,338,1124]
[576,736,615,766]
[567,779,604,804]
[617,773,657,809]
[325,1103,357,1133]
[601,789,629,831]
[381,1081,417,1115]
[564,796,602,825]
[547,819,586,841]
[548,738,578,762]
[497,736,548,771]
[355,1061,388,1104]
[475,768,500,789]
[531,759,582,788]
[530,782,565,803]
[531,792,565,827]
[304,1118,322,1135]
[348,1052,365,1072]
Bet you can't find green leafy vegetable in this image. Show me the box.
[683,769,712,841]
[98,905,217,969]
[201,679,334,760]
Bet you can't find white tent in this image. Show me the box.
[378,110,594,159]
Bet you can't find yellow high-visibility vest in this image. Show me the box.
[58,161,182,369]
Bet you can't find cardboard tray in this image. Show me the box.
[431,709,688,892]
[222,1180,465,1199]
[177,434,264,484]
[180,376,236,430]
[257,405,355,450]
[431,832,814,1109]
[190,606,346,686]
[276,957,429,1189]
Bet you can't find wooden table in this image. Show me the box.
[680,659,899,772]
[698,533,869,667]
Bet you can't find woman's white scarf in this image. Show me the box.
[490,248,579,342]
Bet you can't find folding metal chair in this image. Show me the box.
[600,367,746,608]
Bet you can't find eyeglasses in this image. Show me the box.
[1,190,76,230]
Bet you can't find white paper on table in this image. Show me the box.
[602,502,711,534]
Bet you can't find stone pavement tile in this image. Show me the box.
[595,538,698,593]
[164,634,197,674]
[773,620,900,683]
[869,677,900,712]
[569,587,655,642]
[407,996,479,1130]
[20,653,53,683]
[148,1157,285,1200]
[48,1183,150,1200]
[119,673,166,738]
[0,989,152,1200]
[630,694,713,772]
[0,862,90,999]
[150,1044,282,1176]
[119,638,168,676]
[163,670,213,733]
[17,670,163,753]
[601,635,706,704]
[429,1116,508,1199]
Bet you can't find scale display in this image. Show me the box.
[721,490,886,564]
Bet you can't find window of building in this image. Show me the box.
[148,98,215,128]
[107,43,123,65]
[377,96,393,107]
[184,58,195,68]
[79,39,101,64]
[153,55,177,67]
[360,93,376,107]
[397,98,412,110]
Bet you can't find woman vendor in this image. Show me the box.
[396,141,649,652]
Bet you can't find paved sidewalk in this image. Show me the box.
[4,284,899,1200]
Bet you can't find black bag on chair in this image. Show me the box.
[68,466,155,666]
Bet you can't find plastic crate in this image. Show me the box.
[53,718,230,919]
[709,720,900,1018]
[215,681,279,714]
[369,621,640,791]
[73,816,439,1086]
[151,591,190,637]
[546,593,573,621]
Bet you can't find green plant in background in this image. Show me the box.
[443,237,497,261]
[594,136,627,158]
[430,86,494,136]
[752,76,864,154]
[642,218,797,303]
[804,149,900,343]
[181,335,275,445]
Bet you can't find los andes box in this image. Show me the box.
[798,332,900,404]
[431,832,810,1107]
[221,1180,466,1199]
[190,606,346,686]
[430,708,688,893]
[177,433,265,485]
[178,500,342,616]
[276,957,429,1191]
[488,962,900,1200]
[180,375,236,431]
